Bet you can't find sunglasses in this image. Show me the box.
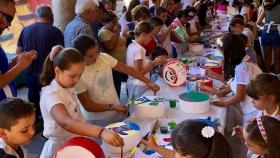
[0,11,14,23]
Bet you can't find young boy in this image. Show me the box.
[0,98,36,158]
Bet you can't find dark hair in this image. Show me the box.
[155,6,168,16]
[0,0,15,5]
[35,4,53,20]
[0,98,35,131]
[134,21,153,37]
[125,0,140,22]
[176,10,186,18]
[222,33,246,80]
[245,116,280,158]
[73,35,97,56]
[171,120,233,158]
[103,11,117,23]
[151,46,168,60]
[247,73,280,103]
[149,16,164,27]
[174,0,182,4]
[233,14,245,21]
[40,47,84,86]
[187,6,197,13]
[132,5,150,21]
[229,17,245,27]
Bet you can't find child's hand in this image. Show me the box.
[153,56,168,66]
[146,82,160,93]
[112,104,128,115]
[101,129,124,147]
[141,135,158,149]
[232,125,243,137]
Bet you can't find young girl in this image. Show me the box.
[246,73,280,119]
[200,33,262,122]
[141,120,233,158]
[243,116,280,158]
[39,46,123,158]
[126,21,166,100]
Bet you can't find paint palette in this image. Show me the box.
[163,60,187,87]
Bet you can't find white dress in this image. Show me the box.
[228,61,262,123]
[75,53,123,124]
[40,79,84,158]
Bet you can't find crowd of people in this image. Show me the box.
[0,0,280,157]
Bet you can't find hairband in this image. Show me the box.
[50,45,63,62]
[256,117,268,144]
[201,126,215,138]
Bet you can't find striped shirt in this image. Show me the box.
[64,16,95,47]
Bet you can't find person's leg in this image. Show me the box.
[262,46,273,72]
[272,47,280,74]
[28,85,42,117]
[112,70,122,98]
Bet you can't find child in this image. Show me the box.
[39,46,123,158]
[150,46,169,82]
[141,120,233,158]
[201,33,262,122]
[149,0,161,15]
[145,16,164,56]
[229,16,258,64]
[126,21,166,100]
[0,98,35,158]
[73,35,160,126]
[243,116,280,158]
[246,73,280,119]
[155,6,174,57]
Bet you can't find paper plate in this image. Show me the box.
[163,60,187,87]
[55,137,105,158]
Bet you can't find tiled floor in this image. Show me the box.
[18,83,128,158]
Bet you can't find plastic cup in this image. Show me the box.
[169,100,177,108]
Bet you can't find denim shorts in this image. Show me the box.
[261,27,280,47]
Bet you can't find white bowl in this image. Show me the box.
[134,96,165,118]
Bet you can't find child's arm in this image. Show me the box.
[133,57,167,75]
[50,104,124,147]
[122,26,129,39]
[78,92,128,115]
[113,62,160,92]
[157,25,173,44]
[141,136,175,158]
[212,84,246,107]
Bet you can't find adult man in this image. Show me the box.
[16,4,64,119]
[64,0,103,47]
[0,0,36,101]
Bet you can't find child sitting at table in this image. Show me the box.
[0,98,36,158]
[150,46,169,82]
[200,33,262,123]
[243,116,280,158]
[246,73,280,119]
[141,120,233,158]
[126,22,167,100]
[39,46,124,158]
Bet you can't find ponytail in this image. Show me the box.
[209,132,233,158]
[40,47,84,86]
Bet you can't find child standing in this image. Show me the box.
[246,73,280,119]
[39,46,123,158]
[202,33,262,123]
[0,98,36,158]
[142,120,233,158]
[126,22,166,100]
[243,116,280,158]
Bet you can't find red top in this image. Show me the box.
[144,37,157,57]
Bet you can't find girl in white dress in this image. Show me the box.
[39,46,123,158]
